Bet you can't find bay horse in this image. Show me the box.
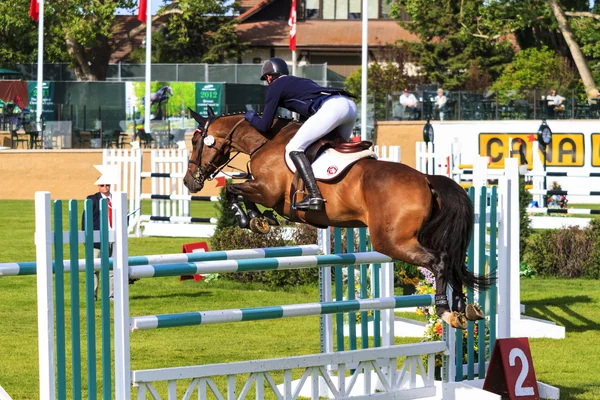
[183,107,489,329]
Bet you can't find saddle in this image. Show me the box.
[305,133,372,164]
[287,134,373,225]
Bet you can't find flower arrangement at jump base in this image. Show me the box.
[414,267,488,371]
[547,181,568,210]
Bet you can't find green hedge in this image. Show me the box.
[210,224,320,287]
[523,219,600,279]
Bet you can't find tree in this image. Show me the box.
[6,0,246,81]
[390,0,515,90]
[0,1,67,66]
[490,46,575,97]
[344,45,413,95]
[392,0,600,98]
[151,1,247,64]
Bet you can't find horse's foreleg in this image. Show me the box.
[226,186,249,229]
[243,199,279,226]
[229,182,280,233]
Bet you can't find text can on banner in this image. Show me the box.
[483,337,540,400]
[179,242,209,282]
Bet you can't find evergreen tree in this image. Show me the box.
[214,179,238,232]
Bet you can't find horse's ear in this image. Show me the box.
[207,106,216,119]
[188,108,206,125]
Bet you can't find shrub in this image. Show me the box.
[210,224,320,287]
[519,175,533,258]
[214,179,238,232]
[523,222,600,278]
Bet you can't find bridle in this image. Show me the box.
[188,118,246,185]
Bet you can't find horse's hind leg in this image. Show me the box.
[374,234,468,329]
[429,254,467,330]
[449,276,484,321]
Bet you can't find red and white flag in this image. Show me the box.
[29,0,39,21]
[138,0,147,23]
[288,0,296,51]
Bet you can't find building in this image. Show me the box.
[236,0,418,77]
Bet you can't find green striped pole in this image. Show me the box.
[100,199,111,400]
[346,228,357,351]
[53,201,67,400]
[68,201,82,399]
[131,295,435,331]
[0,246,320,276]
[488,187,498,353]
[334,228,344,352]
[84,199,97,399]
[128,252,394,279]
[359,228,368,349]
[477,186,487,379]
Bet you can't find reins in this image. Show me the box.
[188,118,252,182]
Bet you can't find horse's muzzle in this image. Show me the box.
[184,170,205,193]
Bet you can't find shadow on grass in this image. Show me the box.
[131,290,214,300]
[555,385,589,400]
[523,295,598,333]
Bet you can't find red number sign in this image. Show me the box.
[180,242,209,282]
[483,338,540,400]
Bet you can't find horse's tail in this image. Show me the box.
[417,175,491,293]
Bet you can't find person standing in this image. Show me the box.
[434,88,447,121]
[81,176,114,300]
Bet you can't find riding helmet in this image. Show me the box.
[260,57,290,81]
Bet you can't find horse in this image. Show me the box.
[183,106,490,329]
[142,86,173,121]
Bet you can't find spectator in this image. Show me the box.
[399,89,420,120]
[546,89,565,118]
[81,176,114,300]
[434,88,447,121]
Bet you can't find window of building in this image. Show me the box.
[305,0,320,19]
[302,0,387,20]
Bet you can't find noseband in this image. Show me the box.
[188,118,246,185]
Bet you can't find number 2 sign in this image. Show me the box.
[483,338,540,399]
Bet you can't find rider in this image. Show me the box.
[245,57,358,211]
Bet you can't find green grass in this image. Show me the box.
[1,200,600,398]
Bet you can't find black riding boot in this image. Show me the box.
[289,151,325,211]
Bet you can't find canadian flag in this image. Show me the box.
[138,0,147,23]
[29,0,39,21]
[288,0,296,51]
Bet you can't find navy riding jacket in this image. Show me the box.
[247,76,348,134]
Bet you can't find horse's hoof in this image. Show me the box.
[249,217,270,234]
[442,311,467,330]
[262,210,280,226]
[465,304,485,321]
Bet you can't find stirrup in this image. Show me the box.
[293,194,325,211]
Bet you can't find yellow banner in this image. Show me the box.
[592,134,600,167]
[479,133,585,168]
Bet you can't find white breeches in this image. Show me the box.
[286,96,357,156]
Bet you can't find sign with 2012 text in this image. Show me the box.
[195,83,223,116]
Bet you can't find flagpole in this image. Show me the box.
[292,50,296,77]
[360,0,368,141]
[36,0,44,134]
[144,0,152,135]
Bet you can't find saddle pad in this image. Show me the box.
[285,148,377,181]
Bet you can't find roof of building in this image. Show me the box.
[237,19,419,49]
[111,16,160,63]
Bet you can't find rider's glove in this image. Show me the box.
[244,110,257,122]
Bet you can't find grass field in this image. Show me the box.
[1,200,599,398]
